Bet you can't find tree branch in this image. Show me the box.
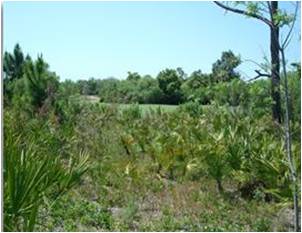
[247,69,270,82]
[267,1,273,22]
[214,1,273,27]
[244,58,270,72]
[281,1,299,49]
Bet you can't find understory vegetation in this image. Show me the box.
[3,44,301,231]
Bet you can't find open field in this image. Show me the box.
[77,95,179,113]
[104,103,178,113]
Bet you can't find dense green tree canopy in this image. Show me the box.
[157,68,184,104]
[24,55,60,111]
[212,50,241,82]
[3,44,24,81]
[126,71,141,81]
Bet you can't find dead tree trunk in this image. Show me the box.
[270,2,282,123]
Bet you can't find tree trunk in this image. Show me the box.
[216,179,224,193]
[280,48,300,232]
[270,1,282,123]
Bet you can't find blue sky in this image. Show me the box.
[3,1,301,81]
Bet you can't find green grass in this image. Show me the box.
[104,103,178,113]
[75,95,179,113]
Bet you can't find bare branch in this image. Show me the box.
[247,69,270,82]
[255,69,270,77]
[258,2,270,14]
[244,58,270,72]
[282,1,299,49]
[267,1,273,22]
[214,1,273,27]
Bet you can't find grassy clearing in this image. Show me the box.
[103,103,178,113]
[75,95,179,113]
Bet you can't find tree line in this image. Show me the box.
[3,43,300,124]
[3,44,242,105]
[61,50,242,105]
